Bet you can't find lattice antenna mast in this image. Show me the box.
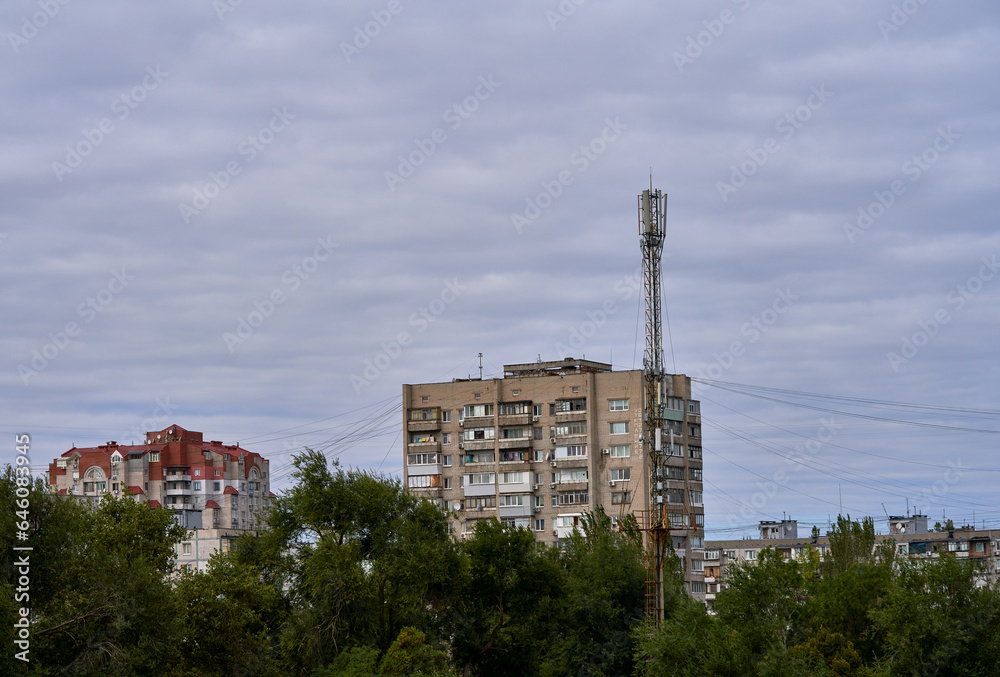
[640,188,669,621]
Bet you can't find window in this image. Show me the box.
[666,397,683,411]
[443,477,452,489]
[442,433,451,444]
[557,490,588,505]
[442,410,451,423]
[690,468,702,481]
[464,452,494,464]
[182,542,191,555]
[533,404,542,417]
[443,455,452,467]
[560,468,588,482]
[695,514,705,526]
[534,519,545,531]
[532,449,545,462]
[690,490,703,504]
[463,404,493,418]
[475,393,481,399]
[666,443,683,457]
[149,452,159,462]
[499,402,530,415]
[421,396,428,402]
[610,445,630,458]
[468,473,495,485]
[469,496,496,509]
[705,550,720,561]
[534,495,544,507]
[463,427,495,441]
[512,390,519,396]
[609,422,629,435]
[566,445,587,457]
[500,472,525,484]
[689,446,702,459]
[556,398,586,412]
[610,468,630,481]
[745,550,757,560]
[411,433,437,444]
[213,482,221,491]
[958,541,969,552]
[499,494,524,507]
[554,421,587,436]
[724,550,736,559]
[975,542,985,553]
[503,428,525,438]
[407,475,434,488]
[688,424,701,438]
[688,401,700,414]
[534,427,543,440]
[609,399,629,411]
[549,404,556,416]
[611,491,632,504]
[691,559,704,572]
[194,469,201,477]
[193,481,201,490]
[500,450,528,462]
[407,453,439,465]
[666,488,684,503]
[690,582,706,594]
[215,468,221,476]
[667,466,684,480]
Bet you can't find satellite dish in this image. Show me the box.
[453,502,462,511]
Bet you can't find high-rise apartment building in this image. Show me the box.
[402,357,707,595]
[46,424,273,572]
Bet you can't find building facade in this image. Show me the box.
[402,357,707,594]
[46,424,273,572]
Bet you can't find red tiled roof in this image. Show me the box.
[204,500,220,508]
[269,491,277,498]
[148,500,161,508]
[126,485,144,495]
[57,488,67,495]
[224,486,238,495]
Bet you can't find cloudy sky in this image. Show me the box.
[3,0,998,538]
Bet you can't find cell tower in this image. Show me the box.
[638,187,671,622]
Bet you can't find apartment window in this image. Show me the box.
[724,550,736,559]
[215,468,221,476]
[421,396,428,402]
[666,488,684,503]
[534,427,543,440]
[690,491,703,504]
[503,428,525,439]
[666,397,683,411]
[975,542,985,553]
[532,449,545,462]
[611,491,632,505]
[411,433,437,444]
[552,496,559,507]
[610,445,630,458]
[897,544,908,555]
[443,455,452,467]
[469,496,496,510]
[609,422,629,435]
[556,398,586,412]
[144,482,148,490]
[182,543,191,555]
[112,468,119,477]
[554,421,587,436]
[688,424,701,438]
[533,404,542,417]
[499,402,530,415]
[566,445,587,457]
[557,490,588,505]
[501,472,525,484]
[534,519,545,531]
[560,468,588,482]
[691,559,704,572]
[667,467,684,480]
[195,469,201,477]
[193,481,201,490]
[149,452,159,462]
[500,450,528,462]
[666,443,683,457]
[407,475,434,488]
[213,482,221,491]
[705,550,720,561]
[534,495,544,507]
[690,582,706,594]
[464,452,494,464]
[407,453,439,465]
[463,427,495,441]
[688,401,700,414]
[475,393,481,399]
[695,514,705,527]
[745,551,757,560]
[690,468,703,481]
[499,494,524,507]
[609,399,629,411]
[442,410,451,423]
[468,473,495,485]
[512,390,519,396]
[443,477,452,489]
[549,404,556,416]
[463,404,493,418]
[689,446,702,460]
[442,433,451,444]
[958,541,969,552]
[610,468,630,481]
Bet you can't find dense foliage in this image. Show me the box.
[4,460,999,676]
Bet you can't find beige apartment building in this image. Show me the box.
[402,357,708,595]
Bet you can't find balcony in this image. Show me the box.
[407,419,441,432]
[498,438,532,450]
[165,486,192,496]
[460,439,494,452]
[554,410,587,423]
[165,473,192,482]
[408,440,442,453]
[498,413,533,426]
[462,415,494,428]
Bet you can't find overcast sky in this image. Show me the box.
[3,1,998,538]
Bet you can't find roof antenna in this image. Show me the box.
[478,352,483,380]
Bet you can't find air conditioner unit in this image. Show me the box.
[550,460,558,467]
[602,448,610,455]
[609,480,616,487]
[458,443,464,449]
[458,420,464,427]
[533,483,541,490]
[552,530,559,536]
[534,506,542,513]
[532,415,540,422]
[549,482,557,489]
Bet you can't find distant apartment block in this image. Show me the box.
[46,424,273,572]
[402,357,707,595]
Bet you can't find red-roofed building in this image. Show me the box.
[47,425,274,573]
